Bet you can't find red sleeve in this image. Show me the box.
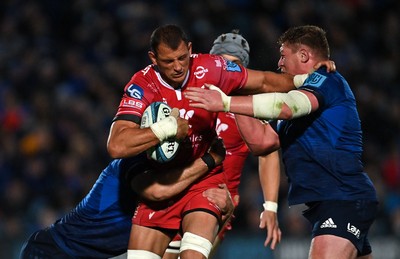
[113,65,157,122]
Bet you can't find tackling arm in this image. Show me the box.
[185,86,319,121]
[131,138,226,201]
[238,60,336,95]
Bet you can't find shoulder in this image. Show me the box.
[131,64,156,81]
[190,53,226,70]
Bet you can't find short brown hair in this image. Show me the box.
[150,24,189,56]
[278,25,330,59]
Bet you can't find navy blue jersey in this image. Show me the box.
[49,155,147,258]
[277,68,377,205]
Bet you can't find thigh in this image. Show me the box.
[128,224,175,257]
[303,200,378,257]
[310,234,357,259]
[180,211,219,259]
[182,211,219,242]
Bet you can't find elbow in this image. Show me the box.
[247,133,280,156]
[143,187,170,202]
[107,141,126,158]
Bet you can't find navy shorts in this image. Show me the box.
[302,200,378,256]
[20,228,72,259]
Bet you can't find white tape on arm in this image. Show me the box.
[127,250,161,259]
[150,116,177,142]
[293,73,309,88]
[263,201,278,213]
[208,85,231,112]
[252,90,312,119]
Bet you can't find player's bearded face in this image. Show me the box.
[151,41,192,89]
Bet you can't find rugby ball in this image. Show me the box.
[140,102,180,163]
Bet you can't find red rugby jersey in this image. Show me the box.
[216,112,250,196]
[114,53,248,167]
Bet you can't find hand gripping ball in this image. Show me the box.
[140,102,180,163]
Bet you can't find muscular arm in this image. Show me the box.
[132,138,226,201]
[238,70,295,95]
[131,157,210,201]
[107,120,160,158]
[186,87,319,121]
[237,60,336,95]
[107,109,189,158]
[234,115,279,156]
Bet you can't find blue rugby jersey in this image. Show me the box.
[49,156,146,258]
[277,68,377,205]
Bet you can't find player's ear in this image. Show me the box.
[148,51,157,65]
[299,49,309,63]
[187,42,193,54]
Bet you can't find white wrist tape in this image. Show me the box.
[263,201,278,213]
[150,116,177,142]
[208,85,231,112]
[127,250,161,259]
[180,232,212,258]
[252,90,312,119]
[293,73,309,88]
[165,240,181,254]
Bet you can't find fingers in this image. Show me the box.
[260,211,281,250]
[331,61,336,71]
[203,186,233,215]
[218,183,228,190]
[170,108,179,118]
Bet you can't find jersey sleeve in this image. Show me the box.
[112,66,156,124]
[300,69,343,109]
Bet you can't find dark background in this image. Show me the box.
[1,0,399,258]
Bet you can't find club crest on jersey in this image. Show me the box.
[304,72,327,88]
[194,66,209,79]
[226,60,242,72]
[126,84,144,99]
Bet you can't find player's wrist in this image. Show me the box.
[293,73,309,88]
[222,96,231,112]
[207,84,231,112]
[201,153,216,170]
[150,116,178,142]
[263,201,278,213]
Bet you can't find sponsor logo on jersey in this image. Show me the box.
[320,218,337,228]
[121,99,143,109]
[347,223,361,239]
[126,84,144,99]
[215,118,228,136]
[194,66,209,79]
[226,60,242,72]
[304,72,326,87]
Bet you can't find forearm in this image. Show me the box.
[133,155,215,201]
[229,90,317,121]
[107,120,160,158]
[242,70,295,95]
[259,151,280,203]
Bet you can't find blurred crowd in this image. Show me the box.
[1,0,399,258]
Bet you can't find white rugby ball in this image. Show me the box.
[140,102,180,163]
